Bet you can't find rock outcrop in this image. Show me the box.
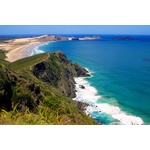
[73,101,89,112]
[32,51,90,98]
[0,52,98,125]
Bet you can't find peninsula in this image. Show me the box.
[0,35,98,125]
[0,34,68,62]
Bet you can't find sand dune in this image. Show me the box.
[0,35,64,62]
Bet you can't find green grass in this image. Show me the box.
[10,52,62,96]
[0,50,6,59]
[0,50,10,66]
[10,53,48,71]
[10,53,56,97]
[0,52,98,125]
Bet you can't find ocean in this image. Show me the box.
[32,34,150,125]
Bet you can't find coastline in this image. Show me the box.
[73,69,144,125]
[0,34,67,62]
[5,42,43,62]
[22,42,47,58]
[26,40,144,125]
[0,35,146,125]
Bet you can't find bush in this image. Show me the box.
[43,96,59,110]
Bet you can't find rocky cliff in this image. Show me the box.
[32,51,90,98]
[0,51,97,124]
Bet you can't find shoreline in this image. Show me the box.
[73,69,144,125]
[0,34,68,62]
[5,42,43,62]
[22,42,47,58]
[0,35,145,125]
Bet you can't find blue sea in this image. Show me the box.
[32,34,150,125]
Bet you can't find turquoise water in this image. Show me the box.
[37,36,150,125]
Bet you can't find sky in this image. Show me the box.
[0,25,150,35]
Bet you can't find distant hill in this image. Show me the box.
[34,34,68,42]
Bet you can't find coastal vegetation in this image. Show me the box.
[0,50,9,66]
[0,50,6,59]
[0,50,97,125]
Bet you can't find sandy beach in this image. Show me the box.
[6,42,43,62]
[0,34,66,62]
[0,37,44,62]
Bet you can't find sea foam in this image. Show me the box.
[96,104,143,125]
[29,42,52,56]
[73,73,144,125]
[29,45,45,56]
[30,47,44,56]
[73,77,101,103]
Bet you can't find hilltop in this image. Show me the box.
[0,51,98,125]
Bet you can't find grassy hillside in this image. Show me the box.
[0,50,6,59]
[0,50,9,66]
[0,51,98,125]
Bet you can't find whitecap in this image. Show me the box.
[29,46,44,56]
[84,67,95,75]
[96,103,144,125]
[73,77,101,103]
[73,72,144,125]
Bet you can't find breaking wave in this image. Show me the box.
[73,70,144,125]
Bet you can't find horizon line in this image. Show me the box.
[0,33,150,36]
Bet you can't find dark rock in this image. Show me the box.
[74,63,90,77]
[73,100,89,112]
[56,51,71,65]
[79,85,85,89]
[32,51,89,98]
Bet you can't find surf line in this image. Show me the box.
[73,68,144,125]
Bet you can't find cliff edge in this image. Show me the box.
[32,51,90,98]
[0,51,97,125]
